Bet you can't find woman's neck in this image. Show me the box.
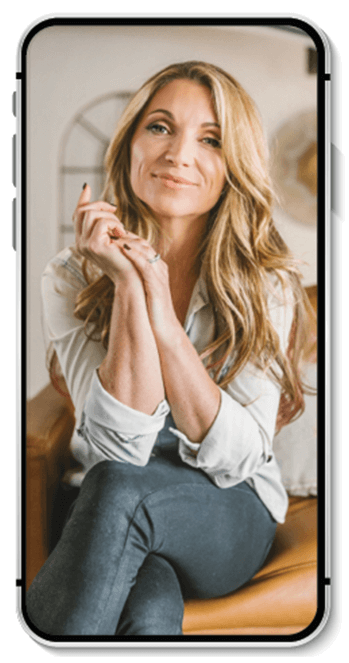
[158,214,207,282]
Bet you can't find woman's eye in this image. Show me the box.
[146,123,169,135]
[202,136,221,148]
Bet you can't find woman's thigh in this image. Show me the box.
[78,450,276,601]
[135,468,276,599]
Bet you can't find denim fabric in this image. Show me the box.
[26,448,276,637]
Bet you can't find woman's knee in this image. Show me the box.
[79,460,152,514]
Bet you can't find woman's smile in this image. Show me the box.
[130,79,226,222]
[152,172,198,189]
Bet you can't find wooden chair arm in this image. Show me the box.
[27,382,74,455]
[26,383,75,589]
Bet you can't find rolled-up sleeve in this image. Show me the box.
[78,371,170,465]
[175,368,281,487]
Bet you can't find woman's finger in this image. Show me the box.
[78,211,125,242]
[73,185,117,231]
[76,201,117,215]
[118,235,154,252]
[76,183,91,208]
[120,241,161,278]
[73,184,92,235]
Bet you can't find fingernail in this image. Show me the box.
[82,183,87,190]
[123,243,131,250]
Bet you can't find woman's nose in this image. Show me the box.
[164,133,194,167]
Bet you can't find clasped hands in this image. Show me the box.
[73,184,179,340]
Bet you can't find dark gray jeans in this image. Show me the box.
[26,447,276,636]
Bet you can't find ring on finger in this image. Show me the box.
[147,253,161,264]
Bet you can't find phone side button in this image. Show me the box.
[12,91,16,117]
[12,198,16,251]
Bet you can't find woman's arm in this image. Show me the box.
[152,321,221,443]
[98,276,165,415]
[41,186,170,468]
[118,238,221,443]
[75,184,165,415]
[41,248,169,468]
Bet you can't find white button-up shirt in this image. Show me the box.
[41,246,294,523]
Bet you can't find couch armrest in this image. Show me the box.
[26,383,75,589]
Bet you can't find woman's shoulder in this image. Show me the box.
[42,246,87,288]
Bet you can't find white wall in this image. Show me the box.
[26,24,316,398]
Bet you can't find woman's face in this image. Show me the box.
[130,79,226,223]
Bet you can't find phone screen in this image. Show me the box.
[17,16,330,647]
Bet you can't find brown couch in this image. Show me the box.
[25,287,318,639]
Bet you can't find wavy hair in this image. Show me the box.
[50,61,316,430]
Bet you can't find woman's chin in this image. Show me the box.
[135,189,211,224]
[147,199,204,223]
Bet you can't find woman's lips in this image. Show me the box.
[153,174,196,190]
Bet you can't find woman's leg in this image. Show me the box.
[26,454,276,636]
[116,554,183,635]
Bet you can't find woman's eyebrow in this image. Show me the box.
[147,109,174,119]
[201,122,221,129]
[147,109,220,129]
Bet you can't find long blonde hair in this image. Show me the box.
[51,61,316,429]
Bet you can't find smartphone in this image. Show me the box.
[16,15,331,648]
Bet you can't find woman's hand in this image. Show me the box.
[119,238,181,341]
[73,184,139,284]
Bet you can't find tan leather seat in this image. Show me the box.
[183,497,317,635]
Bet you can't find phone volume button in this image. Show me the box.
[12,134,16,187]
[12,91,16,117]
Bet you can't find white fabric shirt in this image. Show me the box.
[41,246,294,523]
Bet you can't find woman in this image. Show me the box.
[27,61,313,637]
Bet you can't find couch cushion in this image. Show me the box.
[183,497,317,635]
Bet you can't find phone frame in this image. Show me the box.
[15,13,331,649]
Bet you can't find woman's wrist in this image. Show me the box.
[110,272,149,330]
[112,267,145,292]
[152,315,187,350]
